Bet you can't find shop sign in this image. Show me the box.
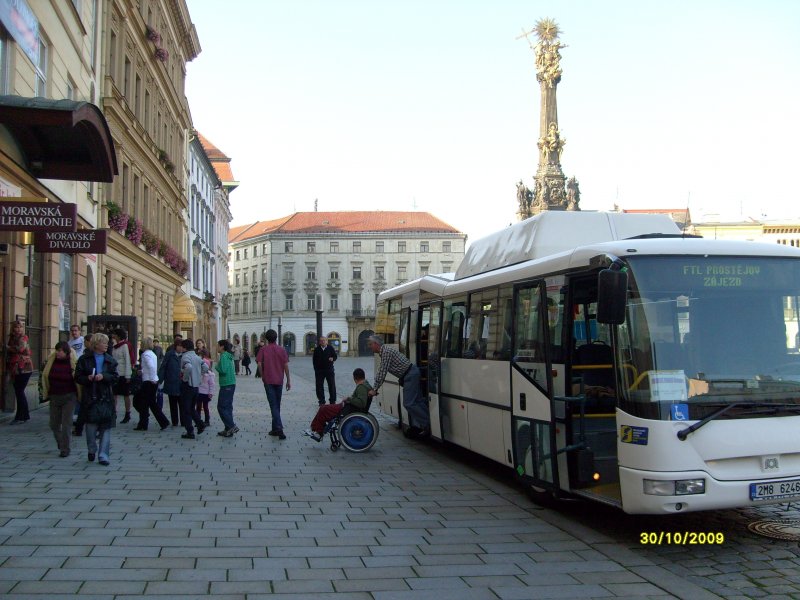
[0,0,39,65]
[34,229,107,254]
[0,200,77,231]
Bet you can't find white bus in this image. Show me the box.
[375,212,800,514]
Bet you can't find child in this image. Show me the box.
[196,350,215,426]
[304,368,372,442]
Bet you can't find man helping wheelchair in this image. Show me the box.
[304,368,379,452]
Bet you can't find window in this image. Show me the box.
[443,241,452,253]
[283,266,293,280]
[234,298,240,314]
[243,248,248,259]
[243,296,248,314]
[420,242,429,253]
[235,273,240,287]
[252,270,257,283]
[285,242,293,253]
[235,250,240,260]
[375,266,385,279]
[330,268,339,279]
[420,265,430,276]
[398,241,406,252]
[0,28,9,94]
[35,38,48,96]
[243,272,248,285]
[253,246,258,257]
[263,243,268,254]
[262,268,268,282]
[353,241,361,253]
[262,295,269,312]
[285,295,294,310]
[307,294,316,310]
[398,265,407,280]
[376,241,384,253]
[330,294,338,310]
[442,262,452,272]
[352,293,362,311]
[352,266,361,279]
[307,265,316,280]
[330,242,338,253]
[307,242,315,253]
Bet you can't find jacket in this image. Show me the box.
[158,348,182,396]
[215,350,236,387]
[112,341,132,378]
[75,351,119,426]
[41,348,81,401]
[312,344,337,372]
[180,350,207,387]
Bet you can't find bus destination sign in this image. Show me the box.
[682,263,762,288]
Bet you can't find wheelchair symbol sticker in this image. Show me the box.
[671,404,689,421]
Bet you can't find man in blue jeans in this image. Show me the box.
[256,329,291,440]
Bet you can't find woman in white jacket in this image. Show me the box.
[111,328,133,423]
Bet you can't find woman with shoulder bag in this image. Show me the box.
[42,341,80,457]
[75,333,119,466]
[6,320,34,424]
[111,328,133,424]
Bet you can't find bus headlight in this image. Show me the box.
[643,478,705,496]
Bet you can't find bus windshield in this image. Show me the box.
[618,256,800,420]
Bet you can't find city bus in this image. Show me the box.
[374,211,800,514]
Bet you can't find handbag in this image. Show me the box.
[88,397,114,424]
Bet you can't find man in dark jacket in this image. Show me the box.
[158,336,183,426]
[312,336,337,405]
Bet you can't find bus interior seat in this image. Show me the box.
[572,341,616,412]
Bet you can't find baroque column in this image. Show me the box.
[516,18,580,219]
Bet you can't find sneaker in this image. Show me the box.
[303,430,322,442]
[181,433,196,439]
[217,429,233,437]
[318,400,325,406]
[120,413,131,424]
[87,453,95,462]
[9,419,26,426]
[277,431,286,440]
[229,426,240,434]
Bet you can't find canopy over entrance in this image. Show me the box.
[0,95,118,182]
[173,290,197,323]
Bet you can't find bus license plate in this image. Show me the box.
[750,479,800,501]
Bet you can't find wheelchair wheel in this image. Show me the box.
[338,412,379,452]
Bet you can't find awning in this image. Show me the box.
[173,290,197,323]
[0,95,118,182]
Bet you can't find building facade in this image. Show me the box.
[198,133,236,344]
[228,212,466,357]
[0,0,117,414]
[97,0,200,343]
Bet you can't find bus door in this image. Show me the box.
[511,281,558,491]
[417,302,443,440]
[562,275,621,505]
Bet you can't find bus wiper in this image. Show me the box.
[676,403,800,441]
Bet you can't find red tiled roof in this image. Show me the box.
[229,212,461,243]
[197,131,237,184]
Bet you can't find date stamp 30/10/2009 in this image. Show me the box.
[640,532,725,545]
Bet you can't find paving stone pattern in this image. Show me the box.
[0,356,799,599]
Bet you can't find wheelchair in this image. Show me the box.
[323,405,380,452]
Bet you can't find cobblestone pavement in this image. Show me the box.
[0,356,799,599]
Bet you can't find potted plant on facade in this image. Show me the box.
[145,25,161,44]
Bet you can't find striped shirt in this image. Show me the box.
[373,345,412,392]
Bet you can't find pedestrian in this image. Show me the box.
[304,368,371,442]
[6,320,33,425]
[42,341,79,457]
[241,349,251,375]
[215,339,238,437]
[158,334,183,426]
[312,335,337,405]
[367,334,430,438]
[74,333,119,466]
[178,338,207,439]
[232,338,242,374]
[253,339,265,378]
[67,324,84,355]
[152,338,164,367]
[256,329,290,440]
[73,333,93,437]
[195,348,214,426]
[195,338,206,356]
[111,328,133,424]
[133,337,169,431]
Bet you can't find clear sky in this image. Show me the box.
[185,0,800,245]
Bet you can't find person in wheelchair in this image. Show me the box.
[304,368,372,442]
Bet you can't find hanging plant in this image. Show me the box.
[108,206,129,234]
[125,218,144,246]
[154,47,169,62]
[145,25,161,44]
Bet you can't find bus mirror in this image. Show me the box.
[597,268,628,325]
